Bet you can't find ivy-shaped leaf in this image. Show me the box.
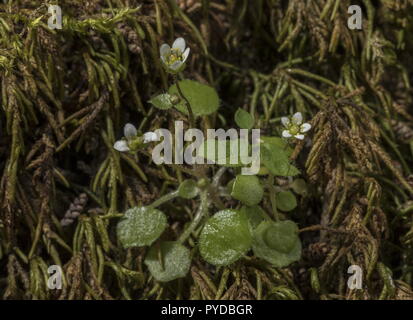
[148,93,174,110]
[144,241,191,282]
[276,191,297,212]
[231,175,264,206]
[199,210,252,266]
[252,220,301,267]
[117,207,167,248]
[235,108,254,129]
[169,79,219,116]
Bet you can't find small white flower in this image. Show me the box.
[281,112,311,140]
[124,123,137,140]
[143,131,158,143]
[114,140,130,152]
[160,37,190,72]
[114,123,137,152]
[114,124,158,152]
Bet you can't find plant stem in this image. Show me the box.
[175,77,195,128]
[178,191,209,243]
[149,190,179,208]
[267,174,280,221]
[212,167,226,186]
[215,268,230,299]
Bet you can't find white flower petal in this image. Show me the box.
[169,60,183,71]
[281,117,290,128]
[300,123,311,133]
[292,112,303,125]
[160,43,171,58]
[124,123,137,139]
[143,131,158,143]
[294,134,305,140]
[114,140,130,152]
[182,47,190,63]
[282,130,292,138]
[172,37,186,52]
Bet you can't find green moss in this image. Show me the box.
[0,0,413,300]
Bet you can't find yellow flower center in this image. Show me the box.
[289,124,300,135]
[128,137,142,151]
[165,48,184,65]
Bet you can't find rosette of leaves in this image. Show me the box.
[252,220,301,267]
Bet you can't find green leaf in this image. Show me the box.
[144,241,191,282]
[231,175,264,206]
[252,220,301,267]
[235,108,254,129]
[262,220,298,253]
[291,178,308,196]
[148,93,173,110]
[178,179,199,199]
[199,210,252,266]
[240,205,267,230]
[260,136,293,156]
[261,142,300,177]
[169,79,219,116]
[117,207,167,248]
[276,191,297,212]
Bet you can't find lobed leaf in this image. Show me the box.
[169,79,219,116]
[144,241,191,282]
[252,220,301,267]
[199,210,252,266]
[117,206,167,248]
